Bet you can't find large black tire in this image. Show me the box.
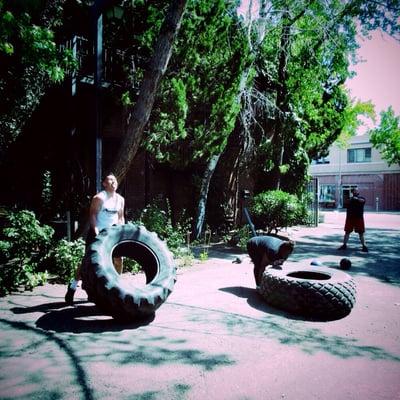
[259,265,356,320]
[81,224,176,321]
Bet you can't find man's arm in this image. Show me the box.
[118,196,125,225]
[89,196,103,235]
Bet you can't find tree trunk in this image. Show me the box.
[113,0,187,183]
[269,10,291,190]
[193,154,221,240]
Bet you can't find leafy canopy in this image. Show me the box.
[370,107,400,166]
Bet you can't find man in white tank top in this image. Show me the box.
[65,173,125,305]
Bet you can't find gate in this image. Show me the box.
[307,177,319,226]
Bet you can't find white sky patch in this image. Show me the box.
[346,30,400,115]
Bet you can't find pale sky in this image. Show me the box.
[346,30,400,115]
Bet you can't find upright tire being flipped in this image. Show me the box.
[81,224,176,321]
[259,265,356,320]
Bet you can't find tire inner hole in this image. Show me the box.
[112,241,159,285]
[287,271,330,280]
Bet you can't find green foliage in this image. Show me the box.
[145,0,251,167]
[0,1,76,157]
[1,210,54,265]
[249,0,398,194]
[237,225,251,251]
[123,258,142,274]
[370,107,400,166]
[199,251,208,262]
[48,238,85,284]
[336,100,376,148]
[0,259,49,296]
[135,197,192,257]
[250,190,309,234]
[0,209,54,296]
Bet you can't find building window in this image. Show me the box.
[311,156,330,165]
[319,184,336,208]
[347,148,371,163]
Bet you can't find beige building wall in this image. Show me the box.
[309,133,400,210]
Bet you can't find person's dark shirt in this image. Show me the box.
[247,236,285,262]
[347,196,365,218]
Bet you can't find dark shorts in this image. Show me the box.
[85,229,97,247]
[344,217,365,234]
[247,245,262,267]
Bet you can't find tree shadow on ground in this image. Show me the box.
[165,301,400,362]
[0,318,95,400]
[291,228,400,286]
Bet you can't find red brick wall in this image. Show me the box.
[384,174,400,210]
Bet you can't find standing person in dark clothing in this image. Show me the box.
[338,187,368,252]
[247,236,295,289]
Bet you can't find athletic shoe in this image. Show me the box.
[362,246,368,253]
[65,287,75,306]
[338,244,347,250]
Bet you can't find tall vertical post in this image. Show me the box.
[92,1,104,193]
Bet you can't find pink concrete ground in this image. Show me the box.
[0,211,399,400]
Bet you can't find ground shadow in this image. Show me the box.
[191,243,246,261]
[291,227,400,285]
[219,286,344,322]
[34,303,155,333]
[165,301,400,362]
[0,318,95,400]
[11,300,87,314]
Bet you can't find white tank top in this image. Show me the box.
[96,190,123,231]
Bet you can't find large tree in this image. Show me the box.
[239,0,400,195]
[143,0,251,238]
[112,0,188,182]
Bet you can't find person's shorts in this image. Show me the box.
[85,229,97,247]
[344,217,365,234]
[247,244,262,267]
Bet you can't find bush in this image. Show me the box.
[134,197,192,258]
[48,238,85,283]
[250,190,309,234]
[0,209,54,296]
[225,225,252,251]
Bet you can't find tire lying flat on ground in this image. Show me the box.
[81,224,176,321]
[259,265,356,320]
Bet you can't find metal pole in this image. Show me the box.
[92,1,104,193]
[243,207,257,237]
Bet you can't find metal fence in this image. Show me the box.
[307,177,319,226]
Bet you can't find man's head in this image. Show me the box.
[351,187,359,196]
[102,173,118,192]
[278,240,295,260]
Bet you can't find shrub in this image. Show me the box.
[135,197,192,258]
[2,210,54,264]
[0,209,54,295]
[250,190,309,234]
[49,238,85,283]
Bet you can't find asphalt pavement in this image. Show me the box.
[0,211,399,400]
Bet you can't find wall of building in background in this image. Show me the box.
[310,134,400,211]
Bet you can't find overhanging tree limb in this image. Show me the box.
[112,0,187,182]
